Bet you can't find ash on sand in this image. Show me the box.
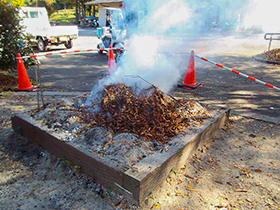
[28,84,216,172]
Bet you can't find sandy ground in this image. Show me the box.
[0,28,280,209]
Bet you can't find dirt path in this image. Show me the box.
[0,92,279,209]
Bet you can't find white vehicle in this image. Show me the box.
[19,7,78,51]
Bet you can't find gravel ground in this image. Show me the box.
[0,92,279,210]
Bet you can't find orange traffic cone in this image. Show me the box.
[105,45,117,75]
[16,53,35,91]
[177,50,202,89]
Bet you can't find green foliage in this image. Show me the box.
[0,1,34,71]
[54,0,75,10]
[24,0,56,17]
[172,167,177,175]
[7,0,24,7]
[24,0,75,16]
[50,8,76,25]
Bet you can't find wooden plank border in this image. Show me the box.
[11,107,230,206]
[123,108,230,204]
[11,114,125,195]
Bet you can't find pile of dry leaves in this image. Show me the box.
[262,48,280,62]
[76,83,211,144]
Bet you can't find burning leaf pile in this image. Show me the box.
[76,83,211,144]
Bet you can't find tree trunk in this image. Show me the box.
[75,0,79,23]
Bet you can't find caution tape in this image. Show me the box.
[194,54,280,91]
[16,48,280,91]
[16,47,124,59]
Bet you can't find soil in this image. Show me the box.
[0,72,18,91]
[0,93,279,209]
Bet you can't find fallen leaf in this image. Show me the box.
[247,140,254,146]
[153,204,160,208]
[265,199,276,206]
[234,189,248,192]
[254,169,262,173]
[237,199,243,204]
[215,180,223,184]
[245,198,254,205]
[219,193,228,200]
[177,179,183,184]
[269,161,277,167]
[242,168,248,172]
[186,185,197,192]
[185,174,194,179]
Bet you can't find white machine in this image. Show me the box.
[97,8,126,60]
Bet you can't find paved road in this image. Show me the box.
[26,28,280,123]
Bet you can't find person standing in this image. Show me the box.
[106,13,111,27]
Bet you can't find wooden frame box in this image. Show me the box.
[12,107,230,205]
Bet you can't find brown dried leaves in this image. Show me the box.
[77,83,210,144]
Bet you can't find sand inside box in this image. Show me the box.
[27,84,217,172]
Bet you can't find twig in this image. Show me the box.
[125,74,184,106]
[37,64,45,108]
[35,65,40,110]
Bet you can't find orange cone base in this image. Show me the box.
[15,85,37,92]
[177,82,202,90]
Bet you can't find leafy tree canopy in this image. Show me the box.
[0,1,34,70]
[6,0,24,7]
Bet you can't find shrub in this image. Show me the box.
[0,1,34,71]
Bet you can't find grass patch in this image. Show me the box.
[50,9,77,25]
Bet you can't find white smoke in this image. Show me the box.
[242,0,280,33]
[107,0,191,93]
[91,0,279,96]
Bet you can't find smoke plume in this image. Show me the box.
[91,0,279,97]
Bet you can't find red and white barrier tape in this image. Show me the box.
[16,48,279,91]
[17,47,124,59]
[194,54,280,91]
